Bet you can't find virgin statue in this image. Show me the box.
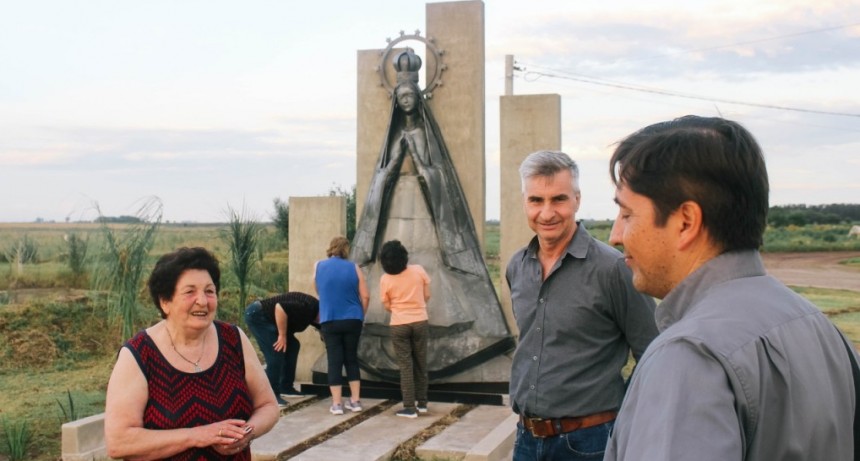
[351,48,514,381]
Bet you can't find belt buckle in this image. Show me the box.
[525,416,552,438]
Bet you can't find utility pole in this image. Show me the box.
[505,54,514,95]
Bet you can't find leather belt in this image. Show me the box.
[519,410,617,438]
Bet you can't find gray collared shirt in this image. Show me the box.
[605,250,857,460]
[506,223,658,418]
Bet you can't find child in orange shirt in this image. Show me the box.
[379,240,431,418]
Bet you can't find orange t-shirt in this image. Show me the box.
[380,264,430,326]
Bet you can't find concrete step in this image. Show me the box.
[416,405,517,461]
[252,398,387,461]
[290,402,459,461]
[61,400,510,461]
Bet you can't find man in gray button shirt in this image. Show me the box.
[506,150,658,461]
[604,115,858,460]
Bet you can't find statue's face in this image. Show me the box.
[396,86,418,114]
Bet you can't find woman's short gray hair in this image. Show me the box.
[519,150,580,193]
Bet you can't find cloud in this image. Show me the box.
[488,3,860,81]
[1,122,358,171]
[0,150,76,166]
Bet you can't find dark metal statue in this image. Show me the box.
[351,47,514,381]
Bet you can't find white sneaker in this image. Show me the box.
[344,400,363,412]
[330,404,344,415]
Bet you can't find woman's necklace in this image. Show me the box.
[166,324,210,372]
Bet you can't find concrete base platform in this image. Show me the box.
[303,380,509,406]
[417,406,517,461]
[290,402,459,461]
[252,398,386,461]
[61,400,515,461]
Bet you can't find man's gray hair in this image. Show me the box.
[519,150,580,193]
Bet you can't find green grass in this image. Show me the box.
[789,286,860,313]
[790,286,860,344]
[763,224,860,252]
[841,257,860,268]
[0,360,111,460]
[2,416,33,461]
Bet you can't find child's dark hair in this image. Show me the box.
[380,240,408,275]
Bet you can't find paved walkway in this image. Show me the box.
[248,396,515,461]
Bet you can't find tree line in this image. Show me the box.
[768,204,860,227]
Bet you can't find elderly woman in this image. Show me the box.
[105,247,279,460]
[313,236,369,415]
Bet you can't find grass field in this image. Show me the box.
[1,221,859,460]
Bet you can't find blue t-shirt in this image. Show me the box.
[315,256,364,323]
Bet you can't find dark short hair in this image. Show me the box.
[379,240,408,275]
[147,247,221,319]
[609,115,769,251]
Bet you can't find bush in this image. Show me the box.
[2,417,32,461]
[0,297,123,371]
[3,234,39,269]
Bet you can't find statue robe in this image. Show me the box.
[351,81,514,381]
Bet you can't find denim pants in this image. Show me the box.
[320,319,363,385]
[513,420,614,461]
[244,301,301,394]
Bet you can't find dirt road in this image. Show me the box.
[762,251,860,292]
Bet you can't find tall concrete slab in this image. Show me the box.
[289,196,346,383]
[499,94,562,336]
[426,0,486,246]
[357,2,486,247]
[356,48,401,221]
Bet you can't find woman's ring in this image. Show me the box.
[218,428,223,437]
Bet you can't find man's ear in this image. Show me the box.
[675,201,705,251]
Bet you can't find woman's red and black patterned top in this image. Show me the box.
[125,320,253,461]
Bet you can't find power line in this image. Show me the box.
[520,68,860,118]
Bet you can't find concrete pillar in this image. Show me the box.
[289,196,346,383]
[499,94,562,336]
[357,2,486,247]
[356,49,400,221]
[426,0,486,247]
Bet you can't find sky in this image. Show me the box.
[1,0,858,223]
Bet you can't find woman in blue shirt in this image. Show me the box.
[313,236,369,415]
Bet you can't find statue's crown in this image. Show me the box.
[393,49,422,84]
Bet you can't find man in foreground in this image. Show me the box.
[507,150,658,460]
[604,115,858,460]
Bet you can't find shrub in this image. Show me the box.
[93,198,162,339]
[222,204,263,318]
[2,417,32,461]
[55,390,79,423]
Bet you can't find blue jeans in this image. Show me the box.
[244,301,301,394]
[513,420,614,461]
[320,319,363,385]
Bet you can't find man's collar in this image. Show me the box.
[525,221,590,260]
